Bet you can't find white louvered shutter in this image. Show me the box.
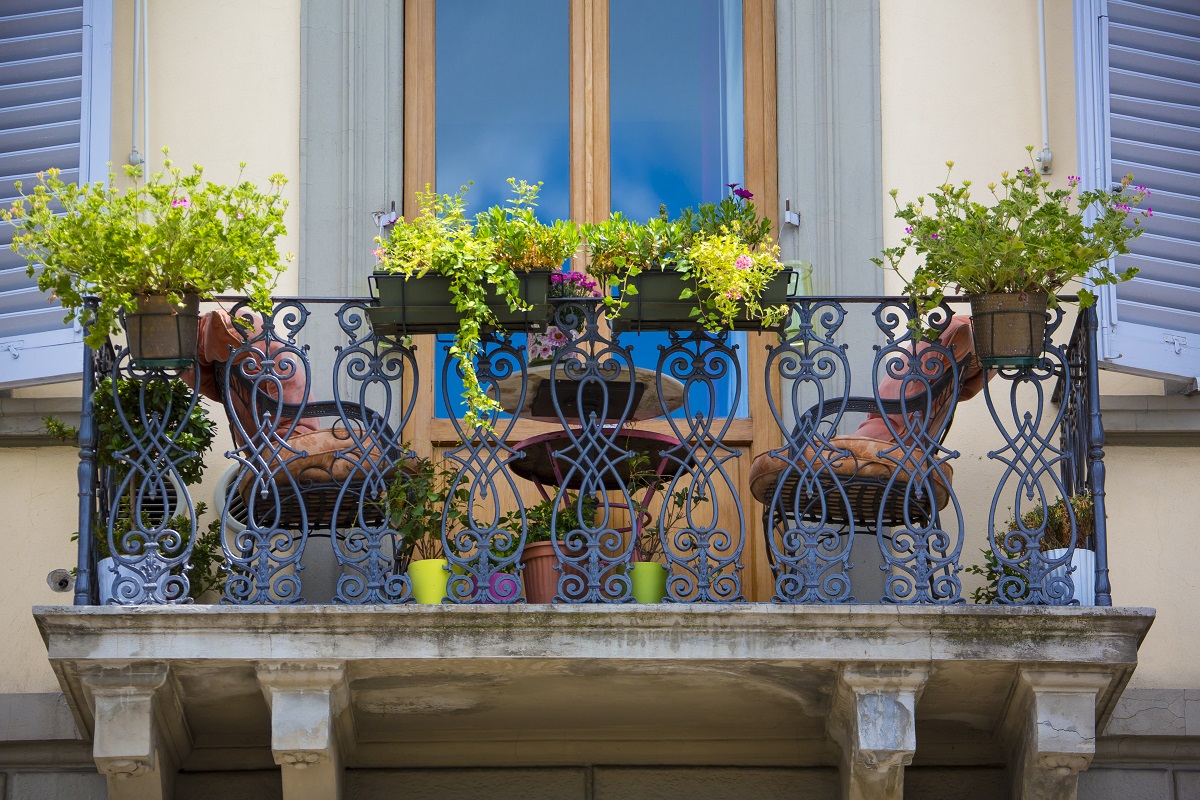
[1079,0,1200,381]
[0,0,111,389]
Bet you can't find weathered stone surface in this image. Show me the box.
[9,770,106,800]
[593,767,838,799]
[348,768,589,799]
[176,770,283,800]
[0,693,81,742]
[1077,767,1171,799]
[257,662,349,800]
[1175,770,1200,798]
[32,605,1153,788]
[1104,688,1186,736]
[829,665,927,800]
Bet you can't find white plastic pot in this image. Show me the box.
[1044,548,1096,606]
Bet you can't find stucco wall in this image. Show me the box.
[0,0,1192,697]
[0,0,302,694]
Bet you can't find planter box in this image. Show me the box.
[368,271,551,336]
[613,268,793,332]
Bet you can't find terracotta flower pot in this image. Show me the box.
[519,540,558,604]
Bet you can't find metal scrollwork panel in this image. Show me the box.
[656,328,744,602]
[220,301,313,604]
[763,300,856,603]
[984,308,1078,605]
[103,357,202,604]
[442,332,526,604]
[550,300,635,603]
[329,302,417,604]
[870,302,963,604]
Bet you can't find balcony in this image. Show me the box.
[35,295,1153,800]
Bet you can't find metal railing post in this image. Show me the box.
[73,296,100,606]
[1084,306,1112,607]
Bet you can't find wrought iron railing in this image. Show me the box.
[72,295,1110,607]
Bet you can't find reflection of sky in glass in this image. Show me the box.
[434,0,748,421]
[611,0,747,419]
[435,0,569,220]
[610,0,744,220]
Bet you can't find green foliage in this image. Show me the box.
[873,147,1147,335]
[474,178,581,271]
[383,454,469,566]
[581,187,784,330]
[507,494,600,548]
[3,149,291,349]
[966,493,1095,603]
[375,184,518,431]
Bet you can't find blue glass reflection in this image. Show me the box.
[611,0,746,420]
[435,0,570,220]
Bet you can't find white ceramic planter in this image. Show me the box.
[96,556,143,604]
[1044,548,1096,606]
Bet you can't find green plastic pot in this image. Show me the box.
[629,561,668,603]
[407,558,449,604]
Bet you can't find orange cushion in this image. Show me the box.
[749,435,953,510]
[238,427,402,493]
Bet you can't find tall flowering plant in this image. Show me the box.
[3,148,290,349]
[873,147,1149,333]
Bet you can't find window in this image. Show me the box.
[1076,0,1200,381]
[0,0,112,389]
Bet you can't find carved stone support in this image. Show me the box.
[256,661,351,800]
[827,664,929,800]
[1001,669,1113,800]
[82,666,189,800]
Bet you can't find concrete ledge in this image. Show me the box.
[0,693,81,742]
[1101,394,1200,446]
[0,397,78,446]
[32,605,1153,772]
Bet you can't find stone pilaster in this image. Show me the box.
[82,665,189,800]
[256,661,351,800]
[1001,669,1113,800]
[827,664,929,800]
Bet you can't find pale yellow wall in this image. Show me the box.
[110,0,302,292]
[880,1,1196,689]
[0,0,302,694]
[0,448,89,692]
[0,0,1193,696]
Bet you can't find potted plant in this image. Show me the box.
[526,271,602,365]
[49,376,220,602]
[874,147,1149,366]
[967,493,1096,605]
[384,454,460,603]
[504,494,598,604]
[371,180,579,430]
[4,149,290,368]
[587,186,790,332]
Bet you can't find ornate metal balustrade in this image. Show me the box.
[71,295,1110,607]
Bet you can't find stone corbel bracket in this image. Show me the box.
[1000,668,1115,800]
[827,663,930,800]
[80,664,192,800]
[256,660,352,800]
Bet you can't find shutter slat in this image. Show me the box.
[1111,95,1200,130]
[1118,253,1200,289]
[0,97,80,132]
[1110,45,1200,83]
[1112,156,1199,198]
[0,30,82,65]
[0,0,90,389]
[1109,22,1200,59]
[0,8,81,40]
[1109,68,1200,106]
[0,53,83,88]
[1119,278,1200,317]
[1123,231,1200,265]
[1115,297,1200,336]
[1109,1,1200,38]
[1111,113,1200,151]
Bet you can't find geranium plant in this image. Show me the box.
[874,147,1149,333]
[3,148,290,349]
[474,178,581,272]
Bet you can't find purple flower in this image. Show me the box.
[905,226,913,234]
[1145,208,1153,217]
[726,183,739,190]
[929,233,940,240]
[172,197,190,209]
[733,188,753,200]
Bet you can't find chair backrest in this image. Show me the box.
[854,315,986,446]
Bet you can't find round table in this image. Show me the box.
[496,364,686,423]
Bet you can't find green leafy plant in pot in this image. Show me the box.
[3,149,290,368]
[966,493,1095,605]
[874,147,1148,367]
[586,186,789,332]
[372,180,578,430]
[48,376,222,601]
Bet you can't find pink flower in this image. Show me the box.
[1145,208,1153,217]
[172,197,190,209]
[733,188,753,200]
[734,255,752,271]
[724,290,742,300]
[372,248,383,258]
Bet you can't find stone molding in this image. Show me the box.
[256,661,350,800]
